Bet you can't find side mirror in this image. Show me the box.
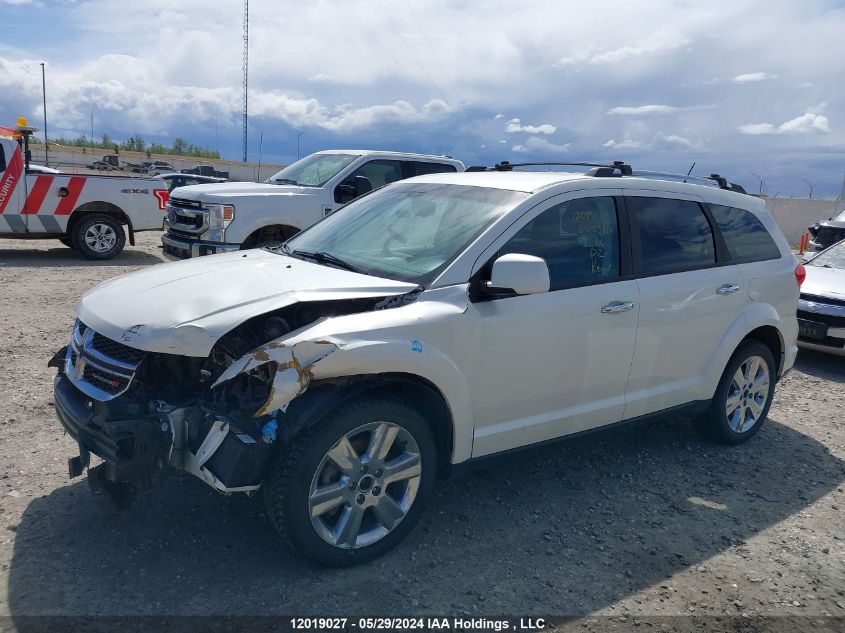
[334,175,373,204]
[485,254,550,296]
[334,182,356,204]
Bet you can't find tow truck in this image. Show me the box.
[0,118,169,259]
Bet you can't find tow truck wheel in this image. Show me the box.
[263,395,437,566]
[72,213,126,260]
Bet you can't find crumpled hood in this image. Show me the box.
[171,181,318,201]
[802,265,845,300]
[78,249,417,357]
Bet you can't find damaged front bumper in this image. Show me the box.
[53,371,273,500]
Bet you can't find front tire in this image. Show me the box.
[72,213,126,260]
[59,237,74,249]
[696,340,776,444]
[263,395,437,567]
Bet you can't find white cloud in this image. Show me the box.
[732,72,778,83]
[558,30,689,66]
[494,113,505,119]
[511,137,570,153]
[608,105,679,116]
[738,111,830,135]
[505,118,556,134]
[603,138,643,150]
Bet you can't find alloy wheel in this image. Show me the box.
[725,354,770,433]
[84,223,117,253]
[308,421,422,549]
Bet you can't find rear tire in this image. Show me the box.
[695,340,776,445]
[263,395,437,567]
[72,213,126,260]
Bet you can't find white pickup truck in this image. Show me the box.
[161,150,464,260]
[0,122,169,259]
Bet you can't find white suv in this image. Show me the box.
[51,161,801,566]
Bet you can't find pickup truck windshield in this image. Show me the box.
[283,183,527,284]
[268,153,358,187]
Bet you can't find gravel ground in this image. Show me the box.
[0,234,843,626]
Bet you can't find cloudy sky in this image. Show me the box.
[1,0,844,197]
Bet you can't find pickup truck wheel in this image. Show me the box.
[72,214,126,260]
[59,237,74,249]
[263,396,436,566]
[695,340,775,445]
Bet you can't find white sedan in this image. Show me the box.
[798,239,845,356]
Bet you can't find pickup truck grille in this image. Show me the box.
[64,320,146,401]
[165,198,207,235]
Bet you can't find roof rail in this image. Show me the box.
[491,160,633,175]
[630,170,747,194]
[464,159,748,194]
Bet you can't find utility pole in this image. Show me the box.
[242,0,249,163]
[40,62,49,166]
[297,130,303,160]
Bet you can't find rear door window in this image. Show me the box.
[627,196,716,275]
[709,205,781,263]
[0,143,6,172]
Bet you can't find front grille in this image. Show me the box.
[92,332,146,364]
[165,199,207,235]
[799,334,845,349]
[64,320,146,401]
[800,293,845,308]
[169,197,203,209]
[797,309,845,329]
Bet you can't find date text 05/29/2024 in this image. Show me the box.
[289,617,547,631]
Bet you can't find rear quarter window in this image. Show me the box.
[412,161,457,176]
[0,144,6,172]
[709,205,781,263]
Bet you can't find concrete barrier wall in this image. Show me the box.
[27,145,286,183]
[763,198,843,246]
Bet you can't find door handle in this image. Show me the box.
[601,301,636,314]
[716,284,741,295]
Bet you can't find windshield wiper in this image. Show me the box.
[273,178,301,185]
[292,250,366,274]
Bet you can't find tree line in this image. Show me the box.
[47,133,221,159]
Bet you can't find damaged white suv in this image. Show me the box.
[51,162,801,566]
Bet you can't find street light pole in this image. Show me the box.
[40,62,48,166]
[90,107,96,152]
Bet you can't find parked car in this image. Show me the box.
[156,172,227,192]
[88,154,120,171]
[808,209,845,251]
[182,164,229,179]
[146,160,176,176]
[51,162,800,566]
[162,150,463,260]
[797,238,845,356]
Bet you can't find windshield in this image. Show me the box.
[283,183,528,284]
[268,153,359,186]
[809,240,845,270]
[832,209,845,222]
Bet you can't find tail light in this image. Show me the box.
[153,189,169,210]
[794,262,806,288]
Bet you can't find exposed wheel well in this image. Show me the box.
[283,374,454,476]
[243,224,300,248]
[67,202,133,243]
[744,325,784,376]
